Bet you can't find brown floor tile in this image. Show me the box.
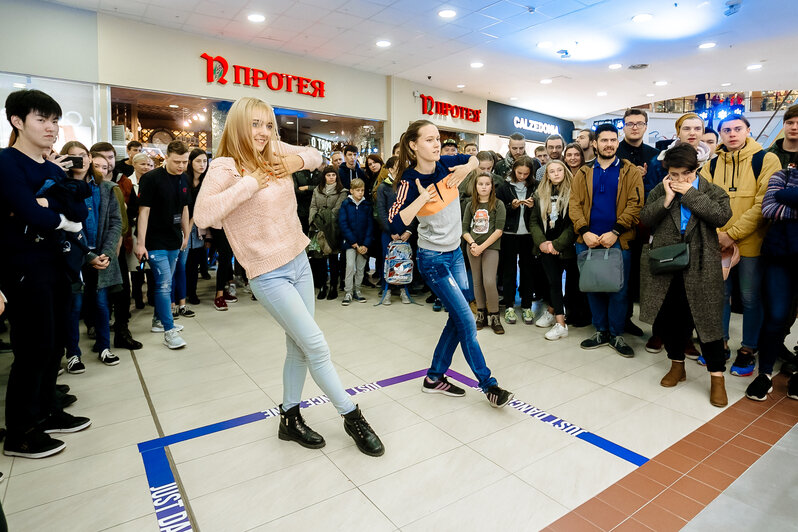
[709,409,759,433]
[702,451,751,478]
[696,422,737,443]
[575,498,628,531]
[612,518,654,531]
[687,463,736,491]
[670,476,721,506]
[716,442,762,466]
[741,425,784,446]
[651,489,706,521]
[669,440,714,462]
[763,408,798,426]
[548,512,603,532]
[632,502,687,532]
[769,400,798,419]
[728,434,772,456]
[751,417,793,435]
[653,449,699,474]
[596,484,649,516]
[731,398,772,416]
[617,473,669,501]
[682,431,725,452]
[637,460,682,487]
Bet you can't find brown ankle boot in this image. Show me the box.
[475,309,487,330]
[660,361,686,387]
[489,313,505,335]
[710,375,728,407]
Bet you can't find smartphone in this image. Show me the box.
[137,258,146,271]
[63,156,83,169]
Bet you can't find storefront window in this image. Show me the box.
[0,72,100,150]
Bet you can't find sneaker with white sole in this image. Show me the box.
[522,308,535,324]
[152,318,182,333]
[98,349,120,366]
[504,307,517,324]
[486,385,514,408]
[163,328,187,349]
[40,411,92,434]
[421,376,466,397]
[545,323,569,341]
[353,291,367,303]
[66,356,85,374]
[745,374,772,402]
[535,310,556,328]
[342,293,352,306]
[400,291,411,304]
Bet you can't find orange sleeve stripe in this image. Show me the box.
[388,180,409,222]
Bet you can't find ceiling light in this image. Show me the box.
[597,91,607,96]
[183,121,190,127]
[376,40,391,48]
[456,84,465,88]
[537,41,553,49]
[510,97,518,101]
[438,9,456,18]
[247,13,265,23]
[470,62,484,69]
[320,119,328,122]
[198,114,206,121]
[646,93,655,97]
[192,114,198,120]
[608,63,622,70]
[632,13,653,23]
[12,82,26,89]
[721,82,732,87]
[699,42,716,49]
[286,121,294,125]
[540,78,552,84]
[202,107,207,112]
[746,64,762,70]
[654,80,668,86]
[330,130,336,134]
[169,104,179,108]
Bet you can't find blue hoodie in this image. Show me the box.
[338,162,366,189]
[338,195,373,248]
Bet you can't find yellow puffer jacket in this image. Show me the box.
[699,137,781,257]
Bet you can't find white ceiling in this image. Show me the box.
[43,0,797,120]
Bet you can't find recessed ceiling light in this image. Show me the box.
[746,64,762,70]
[537,41,553,49]
[597,91,607,96]
[169,104,179,108]
[540,78,553,84]
[247,13,265,23]
[721,82,732,87]
[470,62,484,69]
[699,42,716,49]
[608,63,622,70]
[286,121,294,125]
[646,93,655,97]
[12,82,26,89]
[632,13,653,23]
[510,97,518,101]
[456,84,465,88]
[654,80,668,86]
[438,9,456,18]
[320,119,328,122]
[330,130,336,134]
[376,40,391,48]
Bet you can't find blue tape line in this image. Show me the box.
[138,411,270,452]
[577,432,649,466]
[141,446,176,488]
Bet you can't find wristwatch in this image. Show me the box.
[611,229,620,236]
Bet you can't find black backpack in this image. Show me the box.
[708,149,766,180]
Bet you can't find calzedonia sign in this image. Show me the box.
[486,101,574,143]
[420,94,481,123]
[201,53,325,98]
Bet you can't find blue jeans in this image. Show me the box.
[417,247,497,392]
[171,247,188,303]
[757,258,795,374]
[575,242,631,337]
[148,249,179,332]
[249,252,356,415]
[723,256,763,350]
[66,292,83,358]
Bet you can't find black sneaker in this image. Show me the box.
[3,430,65,459]
[581,331,610,350]
[486,386,514,408]
[178,307,196,318]
[98,349,120,366]
[609,335,635,358]
[56,393,77,409]
[40,411,92,434]
[114,330,143,350]
[56,383,70,394]
[731,349,756,377]
[788,373,798,401]
[625,320,644,337]
[66,356,85,374]
[422,376,466,397]
[745,374,773,402]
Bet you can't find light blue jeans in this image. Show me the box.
[249,252,356,415]
[148,249,179,332]
[722,256,763,350]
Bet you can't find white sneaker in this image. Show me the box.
[545,323,569,341]
[400,290,411,304]
[382,293,392,305]
[164,328,187,349]
[153,318,183,333]
[228,283,237,298]
[535,310,556,328]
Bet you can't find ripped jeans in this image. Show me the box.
[148,249,179,332]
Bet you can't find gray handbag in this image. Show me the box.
[577,247,624,293]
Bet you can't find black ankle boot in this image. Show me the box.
[342,405,384,457]
[278,404,325,449]
[327,287,338,300]
[317,284,328,300]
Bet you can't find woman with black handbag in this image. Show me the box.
[639,145,732,407]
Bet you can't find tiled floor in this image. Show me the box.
[0,274,796,531]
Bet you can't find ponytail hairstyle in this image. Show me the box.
[394,119,435,190]
[470,171,497,215]
[510,155,536,189]
[536,160,573,231]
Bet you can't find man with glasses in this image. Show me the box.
[535,134,565,181]
[617,109,661,337]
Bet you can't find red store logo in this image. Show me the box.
[201,53,325,98]
[420,94,481,122]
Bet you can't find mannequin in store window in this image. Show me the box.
[194,97,384,457]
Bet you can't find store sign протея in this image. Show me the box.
[201,53,325,98]
[420,94,481,123]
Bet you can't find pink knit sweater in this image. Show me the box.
[194,142,322,278]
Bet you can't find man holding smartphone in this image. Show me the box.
[135,140,190,349]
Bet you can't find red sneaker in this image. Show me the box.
[214,296,228,311]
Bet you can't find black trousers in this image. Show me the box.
[310,254,340,289]
[4,271,69,436]
[211,228,233,292]
[186,247,205,299]
[111,252,130,333]
[658,274,725,372]
[500,234,534,308]
[131,269,153,305]
[540,254,585,318]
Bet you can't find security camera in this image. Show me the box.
[427,75,432,80]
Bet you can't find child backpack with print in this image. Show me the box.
[384,240,413,285]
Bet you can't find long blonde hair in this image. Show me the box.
[215,97,281,175]
[537,160,573,230]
